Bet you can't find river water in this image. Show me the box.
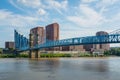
[0,57,120,80]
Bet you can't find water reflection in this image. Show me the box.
[28,58,60,80]
[0,58,120,80]
[28,59,59,72]
[83,60,109,72]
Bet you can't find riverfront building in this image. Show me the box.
[84,31,110,53]
[29,23,110,52]
[45,23,59,51]
[95,31,110,50]
[84,44,94,51]
[61,45,85,51]
[5,42,15,49]
[29,27,44,47]
[4,42,15,54]
[46,23,59,41]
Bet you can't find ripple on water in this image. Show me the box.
[0,58,120,80]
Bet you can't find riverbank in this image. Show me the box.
[0,54,28,58]
[0,53,112,58]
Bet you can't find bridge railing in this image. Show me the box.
[34,34,120,49]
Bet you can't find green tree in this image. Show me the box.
[110,48,120,56]
[104,50,110,56]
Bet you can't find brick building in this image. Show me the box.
[83,44,94,51]
[29,27,44,47]
[60,45,85,51]
[45,23,59,51]
[95,31,110,50]
[5,42,15,49]
[46,23,59,41]
[84,31,110,52]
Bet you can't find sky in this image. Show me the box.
[0,0,120,48]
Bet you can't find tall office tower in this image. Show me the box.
[5,42,15,49]
[29,27,44,48]
[45,23,59,51]
[46,23,59,41]
[95,31,110,50]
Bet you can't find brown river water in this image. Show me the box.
[0,57,120,80]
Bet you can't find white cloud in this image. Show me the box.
[101,0,119,5]
[43,0,68,14]
[0,9,40,26]
[67,4,104,27]
[81,0,119,5]
[9,0,25,12]
[9,0,68,14]
[0,9,49,39]
[60,30,96,39]
[96,0,119,8]
[46,0,68,10]
[81,0,97,3]
[112,13,120,21]
[17,0,42,8]
[105,12,120,29]
[1,0,120,48]
[37,8,46,15]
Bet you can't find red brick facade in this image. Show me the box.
[46,23,59,41]
[5,42,15,49]
[30,27,44,47]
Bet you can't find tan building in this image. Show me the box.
[29,27,44,47]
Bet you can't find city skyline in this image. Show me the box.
[0,0,120,48]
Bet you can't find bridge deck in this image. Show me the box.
[15,33,120,51]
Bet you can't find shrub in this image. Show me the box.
[0,54,29,58]
[17,54,29,58]
[0,54,16,58]
[40,53,72,58]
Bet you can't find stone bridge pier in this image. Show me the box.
[29,49,41,58]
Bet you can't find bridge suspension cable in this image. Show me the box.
[109,28,120,34]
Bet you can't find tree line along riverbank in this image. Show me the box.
[0,47,120,58]
[0,53,100,58]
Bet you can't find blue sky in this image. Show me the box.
[0,0,120,48]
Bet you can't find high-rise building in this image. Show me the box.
[45,23,59,51]
[5,42,15,49]
[29,27,44,47]
[46,23,59,41]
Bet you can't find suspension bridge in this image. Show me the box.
[14,29,120,58]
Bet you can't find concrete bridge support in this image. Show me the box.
[29,49,41,58]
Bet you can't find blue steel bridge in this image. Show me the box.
[14,29,120,51]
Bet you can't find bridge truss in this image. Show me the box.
[14,30,120,51]
[14,30,29,50]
